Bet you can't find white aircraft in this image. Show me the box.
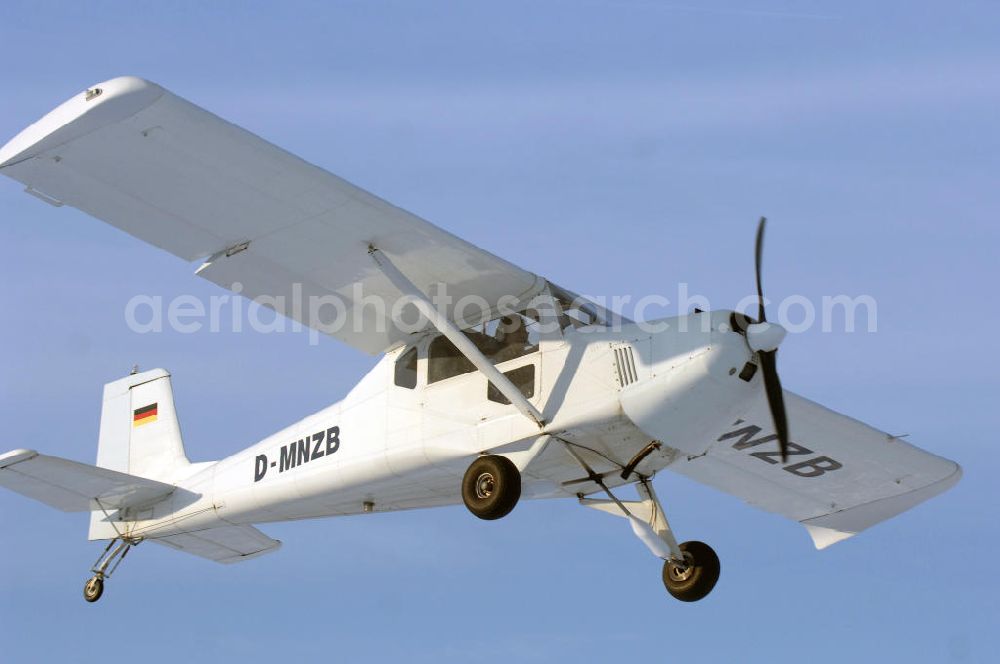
[0,77,960,604]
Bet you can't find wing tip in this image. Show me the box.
[0,449,38,469]
[801,457,962,549]
[1,75,165,168]
[943,460,963,490]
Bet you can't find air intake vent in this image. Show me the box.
[613,345,639,387]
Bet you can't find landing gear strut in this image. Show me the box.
[83,537,138,603]
[461,455,521,520]
[570,439,721,602]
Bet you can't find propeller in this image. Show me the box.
[737,217,790,462]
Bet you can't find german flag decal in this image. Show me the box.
[133,403,158,427]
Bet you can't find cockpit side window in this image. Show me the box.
[554,292,599,330]
[427,310,541,384]
[394,346,418,389]
[487,364,536,404]
[484,311,540,363]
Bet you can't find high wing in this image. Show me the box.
[0,449,177,512]
[149,525,281,564]
[670,391,961,548]
[0,76,544,354]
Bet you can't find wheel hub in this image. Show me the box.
[475,472,495,499]
[667,552,695,582]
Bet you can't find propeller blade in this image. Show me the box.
[757,349,789,462]
[747,217,787,460]
[754,216,767,323]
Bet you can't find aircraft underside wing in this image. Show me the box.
[668,390,961,548]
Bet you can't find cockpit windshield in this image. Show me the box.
[549,283,615,331]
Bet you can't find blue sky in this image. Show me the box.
[0,1,997,662]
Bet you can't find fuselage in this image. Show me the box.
[121,302,758,540]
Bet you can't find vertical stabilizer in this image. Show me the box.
[90,368,192,539]
[95,368,191,479]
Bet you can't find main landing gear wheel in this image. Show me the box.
[462,455,521,520]
[83,576,104,603]
[662,541,720,602]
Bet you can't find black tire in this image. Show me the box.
[461,455,521,520]
[661,541,720,602]
[83,576,104,603]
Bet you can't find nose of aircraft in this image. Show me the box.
[617,311,760,457]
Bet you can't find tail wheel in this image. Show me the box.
[662,541,720,602]
[83,576,104,603]
[461,455,521,520]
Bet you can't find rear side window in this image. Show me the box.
[394,347,418,389]
[427,336,476,383]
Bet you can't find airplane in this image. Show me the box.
[0,77,961,604]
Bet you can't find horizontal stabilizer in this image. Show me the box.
[150,524,281,564]
[0,449,176,512]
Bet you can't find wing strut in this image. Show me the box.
[369,246,545,427]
